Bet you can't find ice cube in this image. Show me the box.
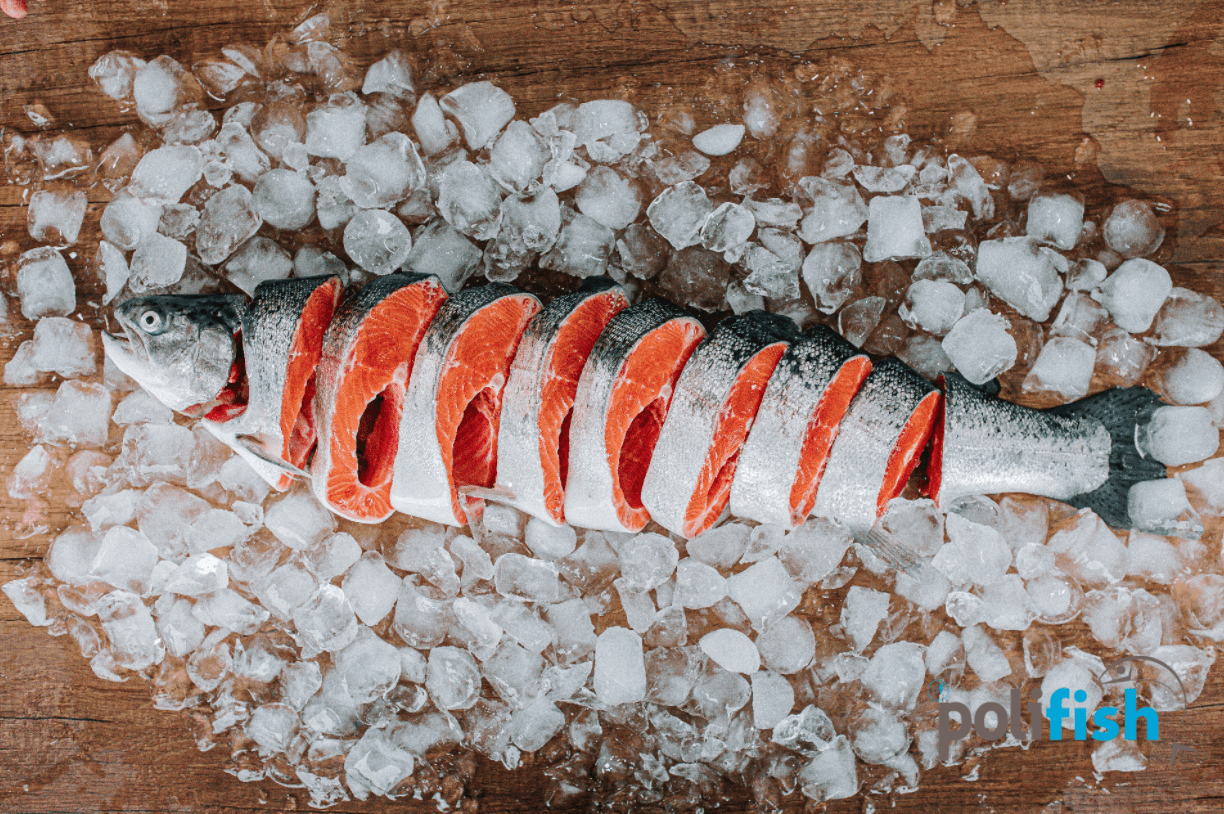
[862,196,931,262]
[341,131,425,209]
[333,628,401,705]
[1021,337,1096,400]
[81,489,139,532]
[345,726,415,799]
[1160,348,1224,405]
[30,317,95,377]
[96,589,162,670]
[132,55,201,125]
[539,207,614,279]
[861,642,927,710]
[440,81,515,151]
[648,150,710,185]
[1181,458,1224,518]
[1138,406,1219,466]
[961,624,1011,683]
[852,165,917,193]
[687,523,749,568]
[494,553,561,603]
[224,236,292,295]
[294,584,359,654]
[5,341,43,386]
[1103,199,1164,259]
[1026,192,1084,250]
[946,154,993,219]
[617,532,678,592]
[411,93,458,156]
[1128,479,1203,540]
[437,160,503,241]
[265,487,336,551]
[594,627,646,705]
[647,181,713,250]
[913,252,973,285]
[571,166,642,231]
[1094,258,1172,333]
[254,563,317,619]
[524,517,577,561]
[838,296,886,348]
[425,645,482,710]
[840,586,890,652]
[797,180,867,243]
[974,237,1065,322]
[699,628,760,674]
[657,246,732,312]
[403,218,481,293]
[615,223,671,280]
[1046,509,1128,587]
[485,120,550,193]
[893,562,951,610]
[691,123,745,156]
[931,513,1013,589]
[1041,657,1102,731]
[42,380,110,447]
[899,280,964,336]
[194,184,262,266]
[753,615,815,675]
[165,552,229,596]
[129,232,187,291]
[777,518,853,587]
[128,145,204,205]
[154,595,205,657]
[341,552,403,625]
[342,209,412,275]
[727,557,801,630]
[28,188,87,245]
[1150,288,1224,347]
[1049,292,1108,345]
[941,310,1017,385]
[1125,531,1184,583]
[362,49,413,98]
[305,92,367,160]
[742,243,801,299]
[546,599,597,663]
[673,559,727,609]
[86,526,158,593]
[16,248,76,319]
[7,445,53,500]
[698,202,754,254]
[89,50,147,100]
[250,168,316,230]
[1095,327,1155,387]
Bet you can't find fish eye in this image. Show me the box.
[139,309,164,334]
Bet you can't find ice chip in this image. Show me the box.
[1026,191,1084,250]
[941,310,1017,385]
[195,184,262,265]
[30,317,95,377]
[28,188,87,245]
[1138,406,1218,466]
[1159,348,1224,405]
[1103,199,1164,259]
[343,209,412,275]
[129,145,204,205]
[539,206,614,279]
[802,241,861,314]
[1128,479,1204,540]
[862,196,931,262]
[755,615,815,674]
[305,92,367,160]
[699,628,760,674]
[673,559,727,609]
[1094,258,1172,333]
[129,232,187,291]
[647,181,713,250]
[974,237,1065,322]
[728,557,801,630]
[265,487,336,550]
[840,585,889,652]
[224,237,292,295]
[594,627,646,705]
[1150,287,1224,347]
[342,132,425,209]
[440,81,516,151]
[16,248,76,319]
[1021,337,1096,401]
[426,646,482,710]
[899,280,964,336]
[437,160,503,241]
[524,517,577,561]
[341,552,403,625]
[252,168,316,229]
[494,553,561,603]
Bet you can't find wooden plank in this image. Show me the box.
[2,1,1223,812]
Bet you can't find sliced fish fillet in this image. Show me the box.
[493,278,630,526]
[641,311,796,539]
[730,326,871,528]
[219,274,343,491]
[311,273,449,523]
[390,283,541,526]
[811,357,941,533]
[564,298,706,532]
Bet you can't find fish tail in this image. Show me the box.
[1048,386,1167,528]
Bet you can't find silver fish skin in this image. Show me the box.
[103,293,245,414]
[565,297,706,533]
[730,326,868,529]
[224,275,343,451]
[641,311,796,539]
[390,283,541,526]
[935,372,1110,506]
[812,356,940,534]
[492,277,629,527]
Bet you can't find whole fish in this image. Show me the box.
[105,274,1168,540]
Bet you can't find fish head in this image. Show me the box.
[104,294,246,414]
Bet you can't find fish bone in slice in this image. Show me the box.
[811,356,942,534]
[641,311,797,539]
[390,283,542,526]
[730,326,871,529]
[216,274,344,491]
[312,273,449,523]
[492,278,629,526]
[564,298,706,532]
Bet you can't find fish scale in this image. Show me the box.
[641,311,796,539]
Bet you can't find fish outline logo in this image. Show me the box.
[1098,655,1200,767]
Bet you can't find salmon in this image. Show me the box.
[491,278,630,526]
[311,273,449,523]
[730,326,872,529]
[641,311,796,539]
[390,283,542,526]
[213,275,343,491]
[564,298,706,533]
[929,372,1166,528]
[811,357,942,534]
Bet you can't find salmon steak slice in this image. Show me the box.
[492,278,630,526]
[641,311,796,539]
[211,274,343,491]
[390,283,542,526]
[564,298,706,533]
[730,326,871,529]
[810,356,942,534]
[311,273,449,523]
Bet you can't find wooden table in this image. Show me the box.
[2,1,1223,811]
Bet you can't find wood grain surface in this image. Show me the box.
[2,1,1224,812]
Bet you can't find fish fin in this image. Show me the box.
[1048,386,1166,528]
[233,434,312,480]
[853,523,923,577]
[457,484,518,503]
